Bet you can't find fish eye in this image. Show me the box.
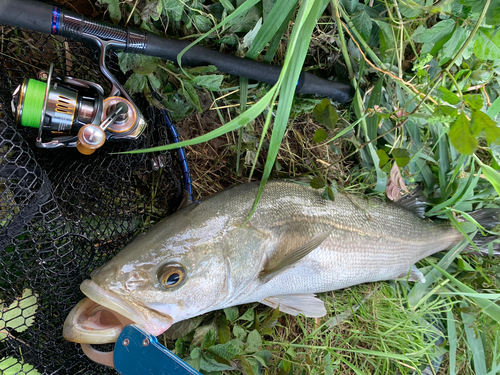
[158,264,186,288]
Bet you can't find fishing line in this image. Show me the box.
[20,78,46,128]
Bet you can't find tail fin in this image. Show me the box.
[464,209,500,256]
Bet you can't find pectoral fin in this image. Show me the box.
[395,265,426,283]
[261,294,327,317]
[259,231,331,282]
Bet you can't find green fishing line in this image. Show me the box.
[21,79,46,128]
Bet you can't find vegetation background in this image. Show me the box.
[64,0,500,373]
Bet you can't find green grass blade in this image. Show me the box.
[120,86,277,154]
[246,0,299,60]
[253,0,330,209]
[408,240,468,306]
[461,300,488,375]
[434,265,500,324]
[447,309,457,375]
[486,96,500,119]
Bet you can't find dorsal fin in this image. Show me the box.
[395,189,429,219]
[259,231,331,283]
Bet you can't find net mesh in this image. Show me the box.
[0,24,185,374]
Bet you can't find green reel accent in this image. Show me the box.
[20,79,47,128]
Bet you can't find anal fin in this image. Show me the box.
[261,294,327,317]
[395,265,426,283]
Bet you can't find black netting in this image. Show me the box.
[0,25,185,374]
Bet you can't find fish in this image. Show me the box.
[63,180,498,359]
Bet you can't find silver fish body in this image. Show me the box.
[63,181,463,345]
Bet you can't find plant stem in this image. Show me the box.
[446,71,463,100]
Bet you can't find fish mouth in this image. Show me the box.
[63,280,173,345]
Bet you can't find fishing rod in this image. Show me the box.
[0,0,352,102]
[0,0,352,154]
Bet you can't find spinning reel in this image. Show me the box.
[12,62,146,155]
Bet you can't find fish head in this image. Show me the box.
[63,210,235,345]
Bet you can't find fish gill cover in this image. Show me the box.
[0,26,184,374]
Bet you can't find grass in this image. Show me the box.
[12,0,500,373]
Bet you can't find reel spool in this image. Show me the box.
[12,64,146,154]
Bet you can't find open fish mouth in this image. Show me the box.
[63,280,173,344]
[64,280,139,344]
[63,280,174,367]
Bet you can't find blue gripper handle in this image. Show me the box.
[114,325,202,375]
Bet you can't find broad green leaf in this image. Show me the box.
[201,329,216,349]
[191,75,224,91]
[147,73,161,90]
[239,307,255,321]
[245,330,262,354]
[472,69,494,85]
[464,94,483,110]
[471,110,500,143]
[393,148,410,167]
[164,0,184,21]
[341,0,359,14]
[374,20,395,57]
[209,340,243,360]
[163,316,204,340]
[438,87,461,105]
[233,325,247,341]
[124,73,147,95]
[142,0,163,21]
[351,9,372,41]
[313,128,328,143]
[218,315,231,344]
[449,112,477,155]
[200,353,234,372]
[474,27,500,61]
[399,0,426,18]
[313,99,339,131]
[310,177,325,189]
[413,19,454,43]
[97,0,121,23]
[259,306,280,335]
[192,14,212,33]
[439,26,467,66]
[459,0,500,24]
[240,357,257,375]
[181,80,202,112]
[377,149,389,168]
[118,53,159,75]
[225,306,239,322]
[175,339,186,358]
